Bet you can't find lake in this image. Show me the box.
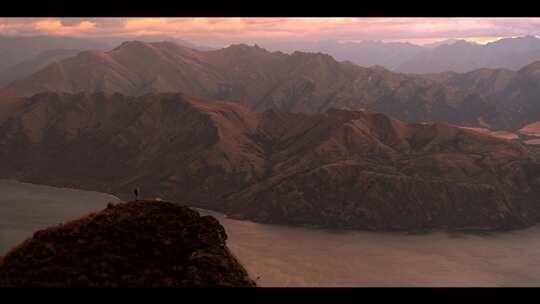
[0,180,120,254]
[2,180,540,287]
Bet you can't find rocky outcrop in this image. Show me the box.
[1,92,539,231]
[0,200,256,287]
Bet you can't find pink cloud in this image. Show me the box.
[0,18,539,46]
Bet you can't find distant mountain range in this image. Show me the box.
[398,36,540,73]
[0,48,83,86]
[4,40,540,131]
[1,92,539,230]
[0,35,111,72]
[3,34,540,83]
[260,36,540,73]
[259,40,425,69]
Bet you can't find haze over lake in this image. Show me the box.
[2,180,540,287]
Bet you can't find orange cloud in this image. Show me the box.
[124,18,169,29]
[34,19,97,35]
[35,20,62,31]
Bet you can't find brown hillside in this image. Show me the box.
[1,92,539,230]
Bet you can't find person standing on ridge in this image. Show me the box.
[134,187,140,201]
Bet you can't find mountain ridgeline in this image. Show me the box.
[261,36,540,74]
[1,92,539,230]
[397,36,540,74]
[4,41,540,131]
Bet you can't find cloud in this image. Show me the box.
[0,18,539,46]
[34,19,97,35]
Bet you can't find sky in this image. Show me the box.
[1,17,540,47]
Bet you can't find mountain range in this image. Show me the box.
[4,40,540,131]
[0,35,111,72]
[4,34,540,79]
[0,48,83,87]
[398,36,540,73]
[1,92,539,230]
[259,40,425,69]
[261,36,540,73]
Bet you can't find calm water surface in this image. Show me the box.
[201,210,540,287]
[0,180,119,254]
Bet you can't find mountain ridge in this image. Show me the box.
[1,92,539,230]
[6,40,540,131]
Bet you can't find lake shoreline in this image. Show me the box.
[3,180,540,286]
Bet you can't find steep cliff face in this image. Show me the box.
[1,92,539,230]
[0,200,256,287]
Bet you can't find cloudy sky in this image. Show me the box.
[1,17,540,47]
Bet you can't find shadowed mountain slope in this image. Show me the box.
[1,92,539,230]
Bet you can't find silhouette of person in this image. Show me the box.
[134,187,140,201]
